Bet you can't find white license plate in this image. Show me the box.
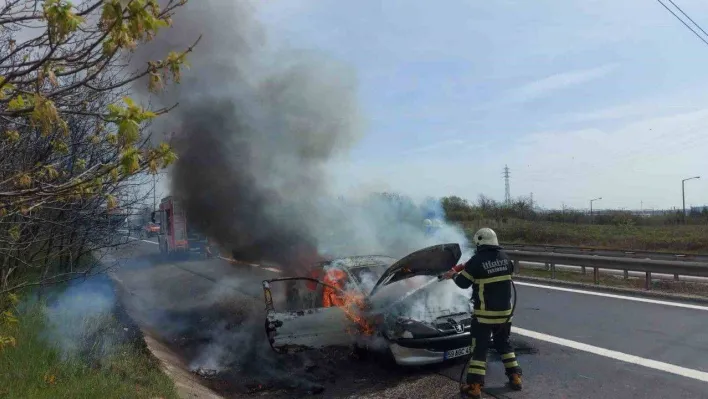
[444,346,471,360]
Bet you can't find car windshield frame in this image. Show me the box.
[317,255,396,295]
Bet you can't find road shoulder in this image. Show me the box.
[514,275,708,305]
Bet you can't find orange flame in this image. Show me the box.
[322,268,374,336]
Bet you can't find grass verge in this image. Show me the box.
[461,219,708,253]
[517,267,708,297]
[0,300,178,399]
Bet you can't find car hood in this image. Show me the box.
[369,243,462,296]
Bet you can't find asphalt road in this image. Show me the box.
[109,240,708,398]
[511,282,708,397]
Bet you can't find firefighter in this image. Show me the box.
[440,227,523,399]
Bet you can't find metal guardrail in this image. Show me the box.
[506,250,708,290]
[501,243,708,262]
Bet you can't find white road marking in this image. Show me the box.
[217,256,281,273]
[126,236,159,245]
[512,327,708,383]
[515,281,708,311]
[263,267,282,273]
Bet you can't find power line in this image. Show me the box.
[503,165,511,205]
[655,0,708,47]
[666,0,708,39]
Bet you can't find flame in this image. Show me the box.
[322,268,374,336]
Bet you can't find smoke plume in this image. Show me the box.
[131,0,359,271]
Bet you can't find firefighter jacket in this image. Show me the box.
[453,245,514,324]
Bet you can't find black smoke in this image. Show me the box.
[133,0,362,270]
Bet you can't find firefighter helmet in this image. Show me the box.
[473,227,499,247]
[423,218,432,228]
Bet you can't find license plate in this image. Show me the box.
[444,346,471,360]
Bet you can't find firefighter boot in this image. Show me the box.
[508,373,523,391]
[460,383,482,399]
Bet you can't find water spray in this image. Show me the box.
[378,277,441,314]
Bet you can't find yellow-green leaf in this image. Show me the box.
[106,195,118,210]
[4,130,19,143]
[117,119,140,147]
[17,174,31,188]
[120,149,141,174]
[8,95,25,111]
[44,165,60,179]
[8,225,20,242]
[122,96,135,107]
[7,293,19,306]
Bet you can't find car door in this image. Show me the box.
[262,276,357,353]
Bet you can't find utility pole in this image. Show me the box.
[682,176,700,224]
[503,165,511,205]
[153,173,156,212]
[590,197,602,224]
[530,192,534,209]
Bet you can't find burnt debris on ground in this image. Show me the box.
[170,303,539,398]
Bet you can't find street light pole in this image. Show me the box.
[682,176,700,224]
[590,197,602,224]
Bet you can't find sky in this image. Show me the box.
[238,0,708,211]
[143,0,708,211]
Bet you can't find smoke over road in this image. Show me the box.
[134,0,470,272]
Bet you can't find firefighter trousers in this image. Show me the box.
[466,320,522,385]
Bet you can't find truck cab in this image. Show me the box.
[152,196,210,257]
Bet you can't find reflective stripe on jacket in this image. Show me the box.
[453,245,514,324]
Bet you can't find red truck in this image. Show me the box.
[152,196,211,257]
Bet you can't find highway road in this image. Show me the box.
[109,240,708,398]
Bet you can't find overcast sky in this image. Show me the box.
[229,0,708,210]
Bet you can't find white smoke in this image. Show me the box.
[42,275,121,360]
[314,195,473,261]
[325,207,474,326]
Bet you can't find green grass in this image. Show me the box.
[0,302,178,399]
[461,219,708,253]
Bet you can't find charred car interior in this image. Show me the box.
[262,243,475,366]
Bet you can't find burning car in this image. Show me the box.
[262,243,473,366]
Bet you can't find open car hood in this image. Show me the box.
[369,243,462,296]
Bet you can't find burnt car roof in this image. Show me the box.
[316,255,397,268]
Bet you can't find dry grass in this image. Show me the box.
[461,219,708,253]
